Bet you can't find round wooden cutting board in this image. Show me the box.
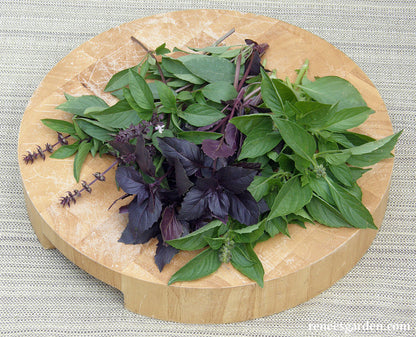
[18,9,394,323]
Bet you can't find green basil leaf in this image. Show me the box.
[155,43,170,55]
[74,118,113,142]
[123,87,153,121]
[161,56,205,84]
[180,54,236,83]
[298,76,367,111]
[247,173,279,202]
[177,131,223,144]
[201,81,238,103]
[167,220,223,251]
[268,176,313,219]
[104,65,138,92]
[308,175,334,205]
[320,151,351,166]
[231,243,264,287]
[41,119,76,135]
[73,141,92,182]
[154,80,177,113]
[306,196,353,228]
[178,103,226,127]
[56,94,108,117]
[323,106,374,132]
[231,222,264,243]
[272,78,297,103]
[49,142,79,159]
[326,177,377,229]
[73,118,88,140]
[90,99,140,129]
[329,163,354,187]
[204,237,225,250]
[128,69,155,111]
[260,68,284,114]
[238,131,282,160]
[168,247,221,285]
[91,138,101,157]
[230,114,273,135]
[273,118,316,162]
[264,217,289,237]
[348,131,402,156]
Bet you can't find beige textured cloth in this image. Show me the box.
[1,1,415,336]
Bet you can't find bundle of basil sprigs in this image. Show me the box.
[39,37,401,287]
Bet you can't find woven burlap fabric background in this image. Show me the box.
[1,1,415,336]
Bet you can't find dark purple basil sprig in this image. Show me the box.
[59,159,118,207]
[23,133,70,164]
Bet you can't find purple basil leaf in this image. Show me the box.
[158,188,182,204]
[174,159,193,195]
[245,50,262,76]
[178,187,207,221]
[109,140,135,156]
[115,166,147,196]
[201,156,227,177]
[216,166,257,194]
[228,191,260,225]
[155,236,179,272]
[158,137,203,175]
[135,134,156,177]
[118,222,159,244]
[201,138,235,160]
[224,123,238,149]
[207,189,230,223]
[128,193,162,232]
[160,206,185,242]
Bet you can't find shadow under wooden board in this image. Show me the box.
[18,9,394,323]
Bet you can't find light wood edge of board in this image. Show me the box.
[17,9,395,323]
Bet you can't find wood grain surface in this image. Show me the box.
[17,9,394,323]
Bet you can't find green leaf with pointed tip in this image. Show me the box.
[90,99,140,130]
[238,131,282,160]
[178,103,226,127]
[41,119,76,135]
[273,118,316,162]
[73,141,92,182]
[230,114,273,135]
[123,87,153,121]
[260,68,284,114]
[104,65,138,92]
[201,81,238,103]
[50,142,79,159]
[298,76,367,111]
[265,216,289,237]
[306,196,354,228]
[268,176,313,219]
[168,248,221,285]
[167,220,223,251]
[128,69,155,111]
[155,43,170,55]
[180,54,236,83]
[56,95,109,117]
[154,80,177,113]
[326,177,377,229]
[161,56,205,84]
[231,243,264,287]
[74,118,113,142]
